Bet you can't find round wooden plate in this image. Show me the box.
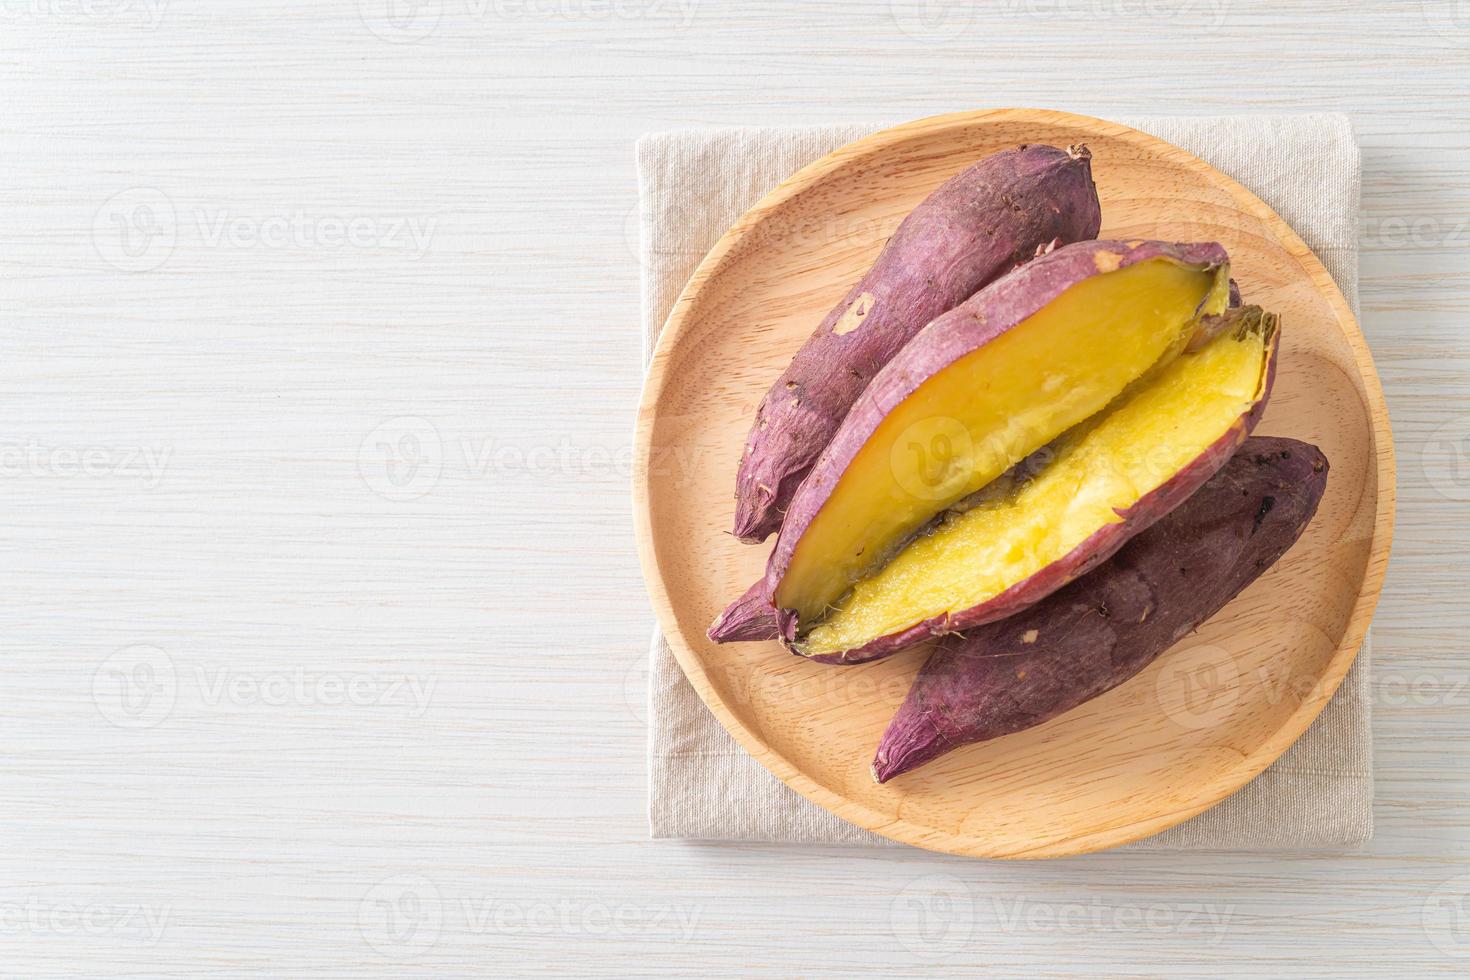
[633,109,1394,858]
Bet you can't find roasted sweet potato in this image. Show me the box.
[796,303,1276,663]
[710,283,1259,648]
[712,240,1241,658]
[871,436,1329,783]
[731,144,1101,544]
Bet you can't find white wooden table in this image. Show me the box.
[1,2,1467,975]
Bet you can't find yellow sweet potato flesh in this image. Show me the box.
[775,258,1224,627]
[798,323,1268,657]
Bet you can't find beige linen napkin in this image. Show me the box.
[640,114,1372,850]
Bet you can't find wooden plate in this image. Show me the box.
[633,109,1394,858]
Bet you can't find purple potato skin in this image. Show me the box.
[872,436,1329,784]
[711,239,1232,653]
[732,144,1101,544]
[706,580,780,642]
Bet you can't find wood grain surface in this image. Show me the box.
[636,109,1393,857]
[0,1,1467,975]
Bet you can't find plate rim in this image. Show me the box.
[632,107,1396,858]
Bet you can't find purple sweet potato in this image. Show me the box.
[731,144,1101,544]
[792,305,1278,665]
[702,302,1264,652]
[872,436,1329,783]
[711,240,1245,662]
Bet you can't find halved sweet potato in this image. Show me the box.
[795,304,1278,662]
[872,436,1328,782]
[732,144,1101,544]
[710,240,1232,646]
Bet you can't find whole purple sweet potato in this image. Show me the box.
[731,144,1101,544]
[872,436,1329,783]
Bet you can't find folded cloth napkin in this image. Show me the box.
[640,114,1372,850]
